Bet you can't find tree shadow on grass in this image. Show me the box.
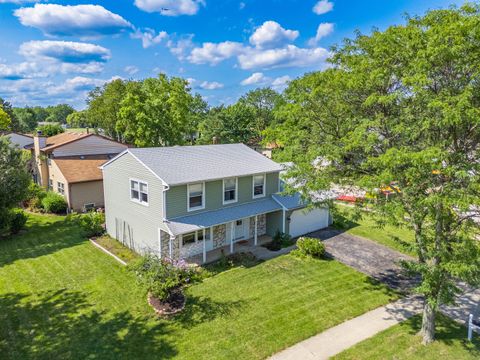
[0,289,176,359]
[0,220,86,268]
[402,314,480,351]
[174,294,245,329]
[363,276,402,299]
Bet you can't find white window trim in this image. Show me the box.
[129,178,149,207]
[57,181,65,195]
[252,173,266,199]
[180,228,211,247]
[187,182,205,212]
[223,177,238,205]
[83,203,95,211]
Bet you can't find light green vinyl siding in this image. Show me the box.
[166,171,281,219]
[266,210,284,236]
[103,152,165,254]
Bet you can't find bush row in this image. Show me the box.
[25,183,68,214]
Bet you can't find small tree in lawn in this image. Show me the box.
[272,5,480,344]
[0,137,31,233]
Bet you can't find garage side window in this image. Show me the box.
[130,179,148,205]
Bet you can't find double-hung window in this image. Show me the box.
[253,174,266,198]
[57,182,65,195]
[188,183,204,211]
[130,179,148,205]
[223,178,237,204]
[182,229,211,246]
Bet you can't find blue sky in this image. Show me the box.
[0,0,465,109]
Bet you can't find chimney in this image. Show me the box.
[33,130,48,188]
[34,130,47,150]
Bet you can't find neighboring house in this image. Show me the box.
[101,144,331,262]
[32,131,128,212]
[2,132,34,149]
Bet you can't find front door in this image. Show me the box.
[235,219,245,240]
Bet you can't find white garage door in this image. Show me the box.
[289,208,329,238]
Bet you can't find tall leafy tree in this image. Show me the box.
[197,103,256,144]
[117,74,201,147]
[0,137,30,232]
[273,4,480,344]
[66,111,90,129]
[0,106,11,131]
[0,98,20,132]
[45,104,75,124]
[13,107,37,131]
[86,79,128,141]
[239,87,284,143]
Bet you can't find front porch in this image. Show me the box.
[186,234,273,265]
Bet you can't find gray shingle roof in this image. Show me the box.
[127,144,283,185]
[166,197,282,235]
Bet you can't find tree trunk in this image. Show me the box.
[420,302,436,344]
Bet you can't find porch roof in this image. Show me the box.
[166,197,282,235]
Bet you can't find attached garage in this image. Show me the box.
[288,207,330,238]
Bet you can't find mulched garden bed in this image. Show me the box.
[148,291,186,316]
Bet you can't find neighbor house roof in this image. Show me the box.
[108,144,283,186]
[41,132,91,151]
[166,197,282,235]
[53,155,110,184]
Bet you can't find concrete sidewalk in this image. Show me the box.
[270,295,424,360]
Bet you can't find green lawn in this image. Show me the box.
[334,204,416,256]
[0,213,397,360]
[334,314,480,359]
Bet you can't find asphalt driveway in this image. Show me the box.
[308,228,418,292]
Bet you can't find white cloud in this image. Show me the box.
[167,36,194,61]
[52,76,106,94]
[124,65,139,75]
[0,62,45,80]
[238,45,330,70]
[199,80,223,90]
[19,40,111,63]
[308,22,334,46]
[249,21,299,49]
[134,0,205,16]
[313,0,333,15]
[240,72,269,86]
[271,75,291,90]
[188,41,244,65]
[14,4,132,37]
[131,28,168,48]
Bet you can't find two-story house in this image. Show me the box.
[101,144,331,263]
[32,131,128,212]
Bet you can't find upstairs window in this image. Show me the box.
[223,178,237,204]
[188,183,204,211]
[130,179,148,205]
[57,182,65,195]
[253,174,265,198]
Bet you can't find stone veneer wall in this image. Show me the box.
[249,214,267,238]
[160,230,180,259]
[213,224,226,249]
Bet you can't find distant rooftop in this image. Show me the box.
[113,144,283,186]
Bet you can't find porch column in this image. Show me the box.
[254,215,258,246]
[202,228,206,264]
[282,209,286,233]
[230,221,235,253]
